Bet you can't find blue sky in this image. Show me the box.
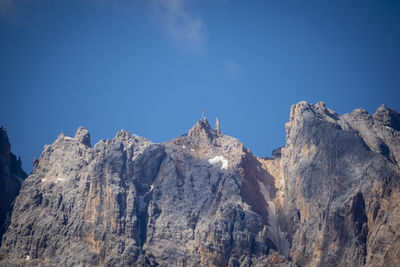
[1,0,399,172]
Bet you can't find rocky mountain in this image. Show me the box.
[266,102,400,267]
[0,127,27,243]
[0,102,399,266]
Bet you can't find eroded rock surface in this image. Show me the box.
[273,102,400,267]
[1,102,400,267]
[0,121,292,266]
[0,127,27,243]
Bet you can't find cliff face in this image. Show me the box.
[0,122,291,266]
[270,102,400,267]
[1,102,399,267]
[0,127,27,243]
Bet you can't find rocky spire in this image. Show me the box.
[2,103,400,267]
[188,118,217,145]
[373,104,400,131]
[74,127,91,147]
[215,118,220,134]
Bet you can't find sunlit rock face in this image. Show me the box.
[1,102,400,267]
[277,102,400,267]
[0,120,291,266]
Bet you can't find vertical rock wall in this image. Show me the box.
[1,102,400,266]
[0,127,27,243]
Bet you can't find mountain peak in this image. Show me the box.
[74,127,91,147]
[189,118,214,136]
[194,117,212,129]
[185,118,219,147]
[374,104,400,131]
[0,126,9,146]
[2,103,400,266]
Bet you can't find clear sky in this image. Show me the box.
[1,0,399,172]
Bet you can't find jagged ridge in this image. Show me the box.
[0,102,400,267]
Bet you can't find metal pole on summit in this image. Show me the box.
[201,107,205,120]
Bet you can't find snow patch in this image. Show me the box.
[182,145,186,149]
[208,156,228,170]
[54,177,65,184]
[190,148,195,152]
[150,184,154,192]
[25,255,30,260]
[41,178,48,182]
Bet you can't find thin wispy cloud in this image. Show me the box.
[225,59,241,77]
[0,0,208,51]
[150,0,205,51]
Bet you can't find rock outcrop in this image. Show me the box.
[0,127,27,243]
[0,120,292,266]
[266,102,400,267]
[1,102,400,267]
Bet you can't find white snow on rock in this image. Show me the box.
[208,156,228,170]
[54,177,65,184]
[190,148,195,152]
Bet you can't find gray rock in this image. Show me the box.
[0,121,290,266]
[74,127,91,147]
[0,127,27,244]
[277,101,400,267]
[1,102,400,267]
